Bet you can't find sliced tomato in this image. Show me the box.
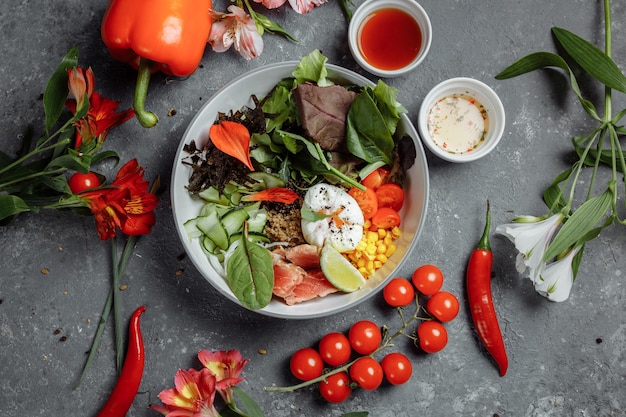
[361,167,390,190]
[371,207,401,229]
[349,186,378,220]
[375,183,405,211]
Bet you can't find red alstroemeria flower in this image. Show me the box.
[150,368,220,417]
[198,349,249,405]
[82,159,158,240]
[208,5,264,60]
[65,67,134,151]
[252,0,327,14]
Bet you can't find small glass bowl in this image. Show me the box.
[348,0,432,78]
[417,77,506,163]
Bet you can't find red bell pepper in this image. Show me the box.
[101,0,213,128]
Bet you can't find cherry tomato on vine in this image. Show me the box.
[349,357,384,390]
[383,277,415,307]
[371,207,401,229]
[319,332,351,367]
[290,348,324,381]
[319,371,351,403]
[348,320,382,355]
[426,291,460,322]
[411,264,444,295]
[375,183,404,211]
[417,321,448,353]
[348,186,378,220]
[381,352,413,385]
[68,172,100,194]
[361,167,389,190]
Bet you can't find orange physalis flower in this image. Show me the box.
[209,120,254,171]
[82,159,158,240]
[241,187,300,204]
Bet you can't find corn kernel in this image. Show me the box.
[386,244,397,257]
[357,259,366,268]
[376,254,388,263]
[374,260,383,269]
[366,243,377,255]
[378,228,387,239]
[367,231,378,243]
[358,267,369,276]
[366,261,375,273]
[376,244,387,254]
[391,227,402,238]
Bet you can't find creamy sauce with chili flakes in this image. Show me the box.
[426,94,488,154]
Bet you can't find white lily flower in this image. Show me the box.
[534,246,581,302]
[495,213,564,283]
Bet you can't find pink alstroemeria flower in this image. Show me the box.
[208,5,263,60]
[150,368,220,417]
[65,67,134,151]
[198,349,250,405]
[253,0,328,14]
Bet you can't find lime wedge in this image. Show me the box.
[320,243,366,292]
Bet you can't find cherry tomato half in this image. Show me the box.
[68,172,100,194]
[375,183,404,211]
[417,321,448,353]
[426,291,460,322]
[349,357,383,390]
[348,186,378,220]
[290,347,324,381]
[383,277,415,307]
[381,352,413,385]
[371,207,401,229]
[319,371,351,403]
[319,332,352,367]
[361,167,390,190]
[411,264,444,296]
[348,320,382,355]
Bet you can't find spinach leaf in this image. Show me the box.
[226,230,274,310]
[345,88,395,165]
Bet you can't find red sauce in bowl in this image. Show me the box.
[357,8,422,71]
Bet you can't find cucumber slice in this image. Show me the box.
[196,211,229,250]
[198,187,230,205]
[229,231,271,246]
[220,207,250,236]
[183,217,203,239]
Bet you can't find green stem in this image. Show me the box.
[0,166,68,190]
[314,143,365,191]
[113,234,139,372]
[134,58,159,128]
[75,287,113,388]
[0,139,71,179]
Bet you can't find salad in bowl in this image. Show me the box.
[171,50,429,319]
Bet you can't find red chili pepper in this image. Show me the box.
[96,306,146,417]
[466,201,508,376]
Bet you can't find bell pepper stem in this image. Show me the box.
[134,58,159,128]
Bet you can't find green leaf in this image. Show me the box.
[371,81,406,136]
[292,49,331,87]
[346,89,395,165]
[496,51,600,120]
[226,231,274,310]
[44,47,79,133]
[543,189,613,260]
[0,195,30,222]
[231,386,266,417]
[552,27,626,94]
[543,167,572,212]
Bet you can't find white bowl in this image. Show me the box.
[348,0,432,78]
[417,77,505,162]
[171,62,429,319]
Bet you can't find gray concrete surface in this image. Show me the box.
[1,0,625,416]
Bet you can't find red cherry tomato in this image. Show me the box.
[375,183,404,211]
[381,352,413,385]
[319,371,351,403]
[290,348,324,381]
[383,277,415,307]
[417,321,448,353]
[319,332,351,367]
[68,172,100,194]
[348,320,382,355]
[361,167,390,190]
[349,357,383,390]
[348,187,378,220]
[411,264,444,295]
[426,291,460,322]
[371,207,401,229]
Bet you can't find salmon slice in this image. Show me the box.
[284,244,321,269]
[283,269,339,306]
[272,255,306,299]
